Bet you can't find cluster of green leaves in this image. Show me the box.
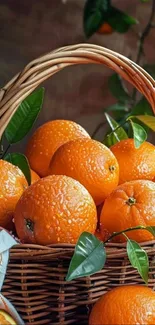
[84,0,138,38]
[102,70,155,148]
[0,88,44,184]
[66,226,155,283]
[103,112,155,149]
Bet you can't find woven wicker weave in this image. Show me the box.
[1,44,155,325]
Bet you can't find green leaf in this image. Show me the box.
[4,153,31,185]
[109,74,130,103]
[129,97,153,134]
[107,7,137,33]
[135,115,155,131]
[130,120,147,148]
[127,239,149,284]
[103,113,128,147]
[130,97,153,116]
[83,0,111,37]
[66,232,106,281]
[106,102,129,113]
[83,1,137,37]
[143,64,155,79]
[146,226,155,237]
[5,88,44,144]
[140,0,150,2]
[105,102,129,120]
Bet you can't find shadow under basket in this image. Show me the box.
[1,44,155,324]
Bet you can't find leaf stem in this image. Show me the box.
[0,145,3,156]
[132,0,155,101]
[104,225,145,244]
[122,232,129,241]
[104,118,127,138]
[136,0,155,65]
[1,144,11,159]
[92,121,106,139]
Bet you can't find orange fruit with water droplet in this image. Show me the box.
[14,175,97,245]
[100,180,155,242]
[111,139,155,184]
[89,285,155,325]
[30,169,40,184]
[26,120,90,177]
[48,139,119,205]
[0,160,28,230]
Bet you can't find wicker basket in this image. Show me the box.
[1,44,155,325]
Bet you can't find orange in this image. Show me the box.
[95,226,111,242]
[97,22,113,34]
[95,203,111,242]
[97,203,104,222]
[89,285,155,325]
[100,180,155,242]
[0,294,24,325]
[14,175,97,245]
[94,229,103,241]
[0,311,16,325]
[48,139,119,205]
[25,120,90,177]
[111,139,155,184]
[0,160,28,230]
[30,169,40,184]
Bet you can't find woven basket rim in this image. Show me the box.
[0,43,155,138]
[9,240,155,261]
[11,239,155,250]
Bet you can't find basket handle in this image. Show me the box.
[0,43,155,138]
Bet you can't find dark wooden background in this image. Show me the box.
[0,0,154,149]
